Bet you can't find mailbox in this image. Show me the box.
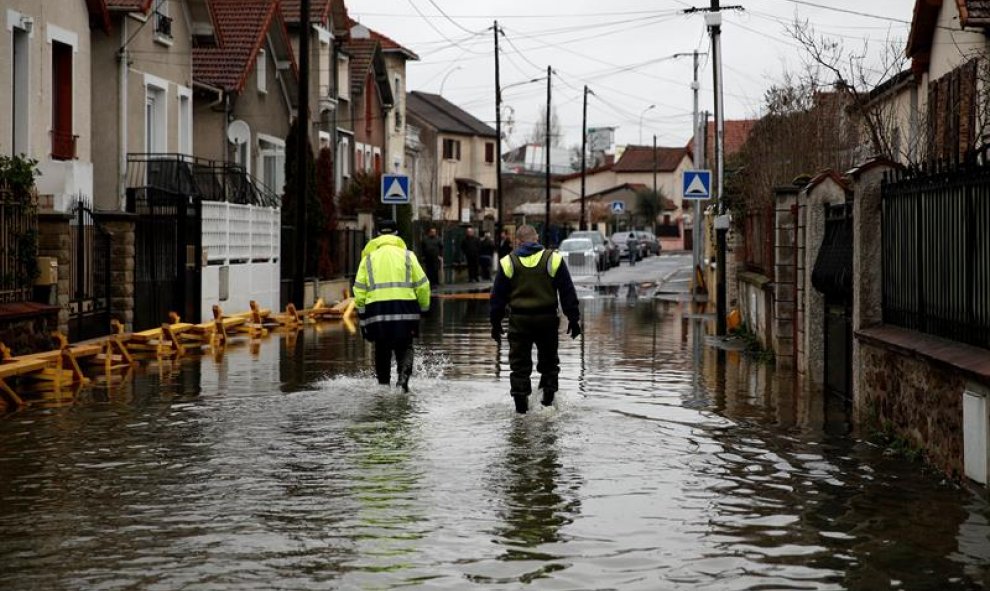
[35,257,58,286]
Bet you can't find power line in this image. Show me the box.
[424,0,477,34]
[405,0,487,55]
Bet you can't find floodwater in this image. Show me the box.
[2,298,990,590]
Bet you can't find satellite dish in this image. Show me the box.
[227,120,251,145]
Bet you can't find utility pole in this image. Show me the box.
[292,0,311,307]
[544,65,552,246]
[652,134,658,235]
[709,0,727,336]
[494,21,503,236]
[580,85,589,231]
[690,50,703,296]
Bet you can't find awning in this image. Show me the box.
[454,177,481,187]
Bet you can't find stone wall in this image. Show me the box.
[98,214,135,331]
[0,308,59,356]
[36,212,71,334]
[859,338,967,477]
[773,187,800,369]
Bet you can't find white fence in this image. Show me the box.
[200,201,280,321]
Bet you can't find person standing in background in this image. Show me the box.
[479,231,496,281]
[419,226,442,289]
[461,226,481,282]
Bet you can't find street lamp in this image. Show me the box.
[439,66,462,95]
[639,104,655,145]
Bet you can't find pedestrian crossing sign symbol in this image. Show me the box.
[381,174,410,204]
[610,200,625,214]
[682,169,712,200]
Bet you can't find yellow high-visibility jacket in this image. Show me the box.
[353,234,430,341]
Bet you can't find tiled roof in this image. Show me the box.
[406,91,498,138]
[281,0,331,24]
[344,37,379,99]
[960,0,990,25]
[194,0,289,93]
[348,18,419,60]
[106,0,153,11]
[689,119,757,164]
[86,0,112,32]
[612,145,688,173]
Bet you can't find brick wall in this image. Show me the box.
[99,214,136,331]
[37,212,71,334]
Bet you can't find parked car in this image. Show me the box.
[568,230,619,270]
[558,237,597,275]
[610,231,641,262]
[634,230,661,256]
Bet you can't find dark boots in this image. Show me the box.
[541,388,555,407]
[512,394,529,414]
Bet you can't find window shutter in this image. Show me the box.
[442,186,452,206]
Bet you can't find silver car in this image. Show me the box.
[558,237,598,276]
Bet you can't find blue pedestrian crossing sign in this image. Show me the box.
[610,200,625,214]
[682,169,712,200]
[381,173,410,204]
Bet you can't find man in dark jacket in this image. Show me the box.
[419,226,442,288]
[461,226,481,282]
[497,228,513,260]
[489,224,581,413]
[479,231,496,280]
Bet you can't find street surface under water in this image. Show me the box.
[2,298,990,590]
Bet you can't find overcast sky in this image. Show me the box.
[348,0,916,150]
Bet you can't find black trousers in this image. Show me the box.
[424,259,440,288]
[479,255,493,280]
[374,338,414,385]
[466,255,480,281]
[507,314,559,396]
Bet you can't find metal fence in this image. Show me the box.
[881,165,990,349]
[0,189,37,304]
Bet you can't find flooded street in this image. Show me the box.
[2,297,990,590]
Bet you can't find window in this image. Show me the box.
[178,87,192,154]
[257,49,267,94]
[394,76,402,131]
[145,82,167,153]
[339,135,350,185]
[442,186,452,207]
[337,55,350,100]
[485,142,494,163]
[355,144,364,171]
[481,188,491,208]
[442,138,461,160]
[373,149,382,174]
[258,136,285,194]
[51,41,74,160]
[365,146,372,171]
[12,25,30,155]
[154,0,173,41]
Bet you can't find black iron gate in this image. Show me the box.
[813,203,853,401]
[69,201,111,341]
[128,188,202,331]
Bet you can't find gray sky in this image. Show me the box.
[349,0,916,150]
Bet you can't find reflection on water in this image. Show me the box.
[1,298,989,589]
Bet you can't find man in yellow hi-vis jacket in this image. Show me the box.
[353,220,431,392]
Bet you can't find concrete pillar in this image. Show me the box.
[98,212,136,331]
[801,174,850,387]
[773,186,800,369]
[850,160,896,422]
[36,212,72,335]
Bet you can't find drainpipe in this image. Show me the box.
[118,18,128,210]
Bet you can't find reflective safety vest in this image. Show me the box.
[353,235,430,340]
[499,248,563,315]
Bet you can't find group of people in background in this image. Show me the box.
[416,226,514,285]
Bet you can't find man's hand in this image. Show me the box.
[567,320,582,339]
[491,324,504,342]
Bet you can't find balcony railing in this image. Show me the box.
[50,130,77,161]
[125,153,280,209]
[154,11,173,39]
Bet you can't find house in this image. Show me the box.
[558,145,692,249]
[348,21,419,175]
[503,144,577,176]
[90,0,197,212]
[191,0,295,317]
[280,0,351,189]
[193,0,297,194]
[1,0,107,212]
[343,34,393,177]
[405,91,499,226]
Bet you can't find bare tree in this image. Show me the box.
[527,104,563,147]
